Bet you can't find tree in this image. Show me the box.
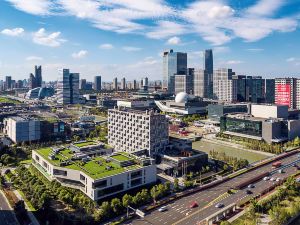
[150,186,159,203]
[122,194,133,208]
[111,198,122,214]
[100,201,111,218]
[174,178,179,192]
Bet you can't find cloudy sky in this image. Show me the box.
[0,0,300,81]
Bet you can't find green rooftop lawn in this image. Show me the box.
[74,141,97,147]
[35,148,141,179]
[0,96,21,104]
[111,154,132,162]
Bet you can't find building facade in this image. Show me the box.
[94,76,102,91]
[204,49,213,98]
[57,69,80,104]
[193,69,206,98]
[275,78,297,109]
[108,108,169,156]
[213,68,237,102]
[163,49,187,94]
[3,116,41,143]
[265,79,275,104]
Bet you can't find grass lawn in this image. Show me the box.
[111,154,131,162]
[19,159,32,165]
[74,141,96,147]
[0,96,20,104]
[18,190,36,212]
[193,140,267,163]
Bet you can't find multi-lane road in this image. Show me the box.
[126,151,300,225]
[0,191,19,225]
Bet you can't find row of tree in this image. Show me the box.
[209,150,249,171]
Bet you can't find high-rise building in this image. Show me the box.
[275,78,297,109]
[193,69,206,97]
[94,76,102,91]
[79,79,86,90]
[5,76,12,90]
[213,68,237,102]
[121,77,126,90]
[57,69,79,104]
[232,75,247,102]
[108,108,169,157]
[35,65,42,87]
[265,79,275,104]
[246,76,265,103]
[113,77,118,90]
[163,49,187,94]
[174,68,194,94]
[204,49,213,98]
[133,80,137,90]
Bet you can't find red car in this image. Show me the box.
[190,201,198,208]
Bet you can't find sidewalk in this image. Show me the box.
[13,190,40,225]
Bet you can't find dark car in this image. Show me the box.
[245,189,252,194]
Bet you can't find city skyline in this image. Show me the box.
[0,0,300,81]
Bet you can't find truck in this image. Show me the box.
[272,161,282,168]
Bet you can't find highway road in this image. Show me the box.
[0,191,19,225]
[125,151,300,225]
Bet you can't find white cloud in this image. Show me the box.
[1,27,24,36]
[246,0,285,17]
[286,57,296,62]
[6,0,54,15]
[122,46,142,52]
[33,28,66,47]
[226,60,244,65]
[128,56,158,68]
[166,36,181,45]
[71,50,88,59]
[247,48,264,52]
[99,43,114,50]
[146,21,187,39]
[26,56,43,61]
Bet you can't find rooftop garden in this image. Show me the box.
[73,141,97,148]
[0,96,21,104]
[35,148,141,179]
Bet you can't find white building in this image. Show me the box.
[108,108,169,156]
[3,116,41,143]
[32,145,156,201]
[213,68,237,103]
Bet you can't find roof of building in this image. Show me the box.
[35,147,142,180]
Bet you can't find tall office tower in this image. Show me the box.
[113,77,118,90]
[143,77,149,87]
[163,49,187,94]
[204,49,213,98]
[265,79,275,104]
[174,68,194,94]
[275,78,297,109]
[108,108,169,157]
[57,69,79,104]
[16,80,23,88]
[232,75,247,102]
[193,69,206,97]
[0,80,3,91]
[246,76,265,103]
[5,76,12,90]
[28,73,36,89]
[94,75,101,91]
[133,80,137,90]
[213,68,237,102]
[121,77,126,90]
[79,79,87,90]
[140,78,143,87]
[35,65,42,87]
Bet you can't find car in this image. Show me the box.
[245,189,252,195]
[276,178,281,182]
[215,203,224,208]
[270,177,275,181]
[248,184,255,188]
[263,176,270,181]
[190,201,198,208]
[278,169,284,174]
[158,206,167,212]
[292,163,298,167]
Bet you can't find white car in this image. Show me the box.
[158,206,167,212]
[276,178,281,182]
[215,203,224,208]
[270,177,275,181]
[263,177,270,181]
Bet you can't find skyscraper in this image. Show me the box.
[204,49,213,98]
[113,77,118,90]
[29,73,36,89]
[163,49,187,94]
[275,78,297,109]
[232,75,246,102]
[213,68,237,102]
[265,79,275,104]
[121,77,126,90]
[133,80,137,90]
[79,79,86,90]
[94,76,101,91]
[57,69,79,104]
[5,76,11,90]
[175,68,194,94]
[246,76,265,103]
[193,69,206,98]
[35,65,42,87]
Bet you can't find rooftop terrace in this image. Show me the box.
[35,147,141,180]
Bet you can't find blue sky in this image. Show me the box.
[0,0,300,81]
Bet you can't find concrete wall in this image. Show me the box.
[288,120,300,140]
[262,121,282,143]
[251,104,288,119]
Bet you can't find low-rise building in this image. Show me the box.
[32,141,156,200]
